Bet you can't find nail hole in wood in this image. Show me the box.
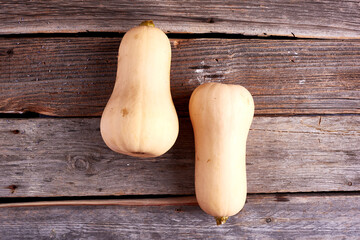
[206,18,215,23]
[7,48,14,56]
[7,185,18,194]
[175,208,183,212]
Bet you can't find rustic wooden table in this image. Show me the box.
[0,1,359,239]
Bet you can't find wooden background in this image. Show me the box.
[0,1,359,239]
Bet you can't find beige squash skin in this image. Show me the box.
[100,23,179,158]
[189,82,254,223]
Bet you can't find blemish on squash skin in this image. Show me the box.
[121,108,129,117]
[207,159,211,163]
[132,152,146,155]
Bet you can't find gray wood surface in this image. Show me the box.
[0,196,197,208]
[0,116,358,197]
[1,0,360,38]
[1,1,360,238]
[1,38,359,116]
[0,194,359,239]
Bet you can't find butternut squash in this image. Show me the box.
[189,82,254,225]
[100,21,179,158]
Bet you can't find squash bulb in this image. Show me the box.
[189,82,254,225]
[101,21,179,158]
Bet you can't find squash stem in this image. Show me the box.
[215,216,229,225]
[140,20,155,27]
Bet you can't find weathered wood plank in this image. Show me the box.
[0,196,197,208]
[1,0,360,38]
[0,116,358,197]
[0,194,359,239]
[1,38,359,116]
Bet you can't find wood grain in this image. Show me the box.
[0,194,359,239]
[0,116,358,197]
[1,0,360,38]
[0,196,197,208]
[1,38,359,116]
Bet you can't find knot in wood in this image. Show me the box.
[70,155,89,171]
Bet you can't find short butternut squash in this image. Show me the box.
[189,82,254,225]
[100,21,179,158]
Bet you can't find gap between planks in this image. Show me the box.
[1,192,360,209]
[0,196,198,208]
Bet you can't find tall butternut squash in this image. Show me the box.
[189,82,254,225]
[101,21,179,158]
